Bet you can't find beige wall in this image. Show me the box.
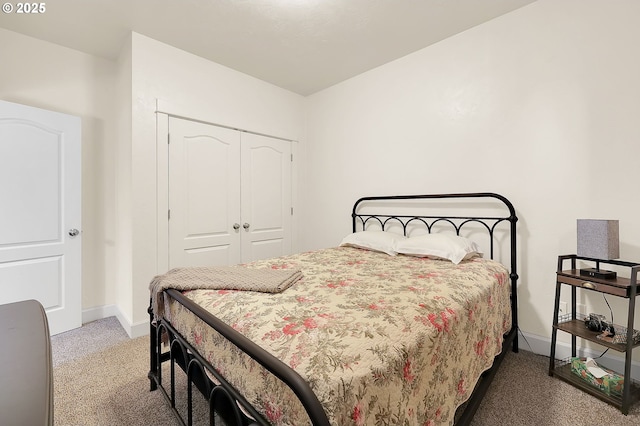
[113,33,134,327]
[0,27,118,317]
[303,0,640,363]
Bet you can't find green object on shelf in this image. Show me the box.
[570,357,624,397]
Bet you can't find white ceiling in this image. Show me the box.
[0,0,536,95]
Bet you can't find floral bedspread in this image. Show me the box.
[165,246,511,426]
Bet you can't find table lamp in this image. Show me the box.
[577,219,619,279]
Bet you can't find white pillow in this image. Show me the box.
[395,233,483,264]
[339,231,406,256]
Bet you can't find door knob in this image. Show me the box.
[68,229,80,237]
[233,223,240,230]
[243,223,250,230]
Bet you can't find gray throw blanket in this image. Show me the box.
[149,266,303,317]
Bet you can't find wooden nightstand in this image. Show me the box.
[549,255,640,414]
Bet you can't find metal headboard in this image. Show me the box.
[352,192,519,351]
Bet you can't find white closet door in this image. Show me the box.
[240,133,292,262]
[168,118,241,268]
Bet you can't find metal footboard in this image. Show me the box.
[148,289,331,426]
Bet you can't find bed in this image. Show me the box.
[148,192,519,426]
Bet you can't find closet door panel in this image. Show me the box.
[168,118,241,268]
[240,133,292,263]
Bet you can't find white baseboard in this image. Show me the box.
[82,304,120,324]
[519,329,640,380]
[82,304,150,339]
[128,319,150,338]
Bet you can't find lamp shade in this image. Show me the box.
[577,219,619,260]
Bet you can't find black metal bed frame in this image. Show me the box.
[148,192,519,426]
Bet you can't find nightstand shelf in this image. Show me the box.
[556,314,640,352]
[552,360,640,409]
[549,255,640,415]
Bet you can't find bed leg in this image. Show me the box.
[510,273,519,353]
[149,303,158,391]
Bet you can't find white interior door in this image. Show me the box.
[168,117,241,268]
[240,133,292,262]
[0,100,81,335]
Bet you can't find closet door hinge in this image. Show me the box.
[168,133,170,144]
[291,207,294,215]
[168,209,171,220]
[291,153,293,162]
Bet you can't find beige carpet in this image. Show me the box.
[52,317,640,426]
